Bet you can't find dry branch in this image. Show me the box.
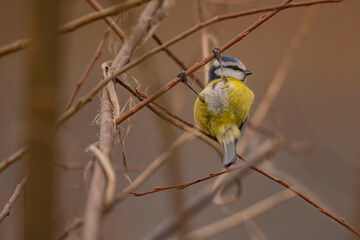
[139,138,281,240]
[178,190,295,240]
[0,176,27,223]
[86,0,127,41]
[0,146,28,173]
[59,0,151,33]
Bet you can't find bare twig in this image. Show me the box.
[0,146,28,173]
[64,27,111,112]
[178,190,295,240]
[152,35,204,89]
[253,167,360,237]
[59,0,151,33]
[139,138,281,240]
[107,131,197,210]
[0,38,30,57]
[119,130,133,184]
[0,176,27,223]
[57,218,84,240]
[131,167,236,196]
[86,0,127,41]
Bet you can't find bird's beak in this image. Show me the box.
[244,70,252,76]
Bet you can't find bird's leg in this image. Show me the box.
[213,48,228,83]
[177,71,205,103]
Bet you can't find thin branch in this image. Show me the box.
[253,167,360,237]
[57,218,83,240]
[107,131,197,211]
[178,190,295,240]
[59,0,151,33]
[86,0,127,41]
[139,137,281,240]
[131,167,237,196]
[119,129,133,184]
[152,35,204,89]
[56,0,342,126]
[0,146,28,173]
[116,82,222,156]
[64,27,111,112]
[0,176,27,223]
[0,38,30,57]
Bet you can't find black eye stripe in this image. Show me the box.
[224,65,245,72]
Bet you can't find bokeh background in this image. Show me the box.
[0,0,359,239]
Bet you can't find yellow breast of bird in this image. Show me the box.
[193,77,254,137]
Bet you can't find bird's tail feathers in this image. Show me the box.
[217,124,240,168]
[223,141,237,168]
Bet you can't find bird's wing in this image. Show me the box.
[237,115,249,143]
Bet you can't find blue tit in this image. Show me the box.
[193,56,254,167]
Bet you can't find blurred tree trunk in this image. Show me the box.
[24,0,59,239]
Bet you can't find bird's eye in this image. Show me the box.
[225,65,242,72]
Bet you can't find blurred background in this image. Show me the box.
[0,0,359,239]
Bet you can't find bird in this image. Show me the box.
[179,50,254,167]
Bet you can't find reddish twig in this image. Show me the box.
[86,0,127,41]
[64,29,109,111]
[131,167,236,196]
[253,167,360,237]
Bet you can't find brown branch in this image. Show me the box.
[152,35,204,89]
[131,167,237,196]
[106,131,198,211]
[56,0,342,126]
[86,0,127,41]
[64,28,110,112]
[139,137,281,240]
[57,218,83,240]
[59,0,151,33]
[252,167,360,237]
[179,190,295,240]
[115,81,222,156]
[0,146,28,173]
[0,176,27,223]
[0,38,30,57]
